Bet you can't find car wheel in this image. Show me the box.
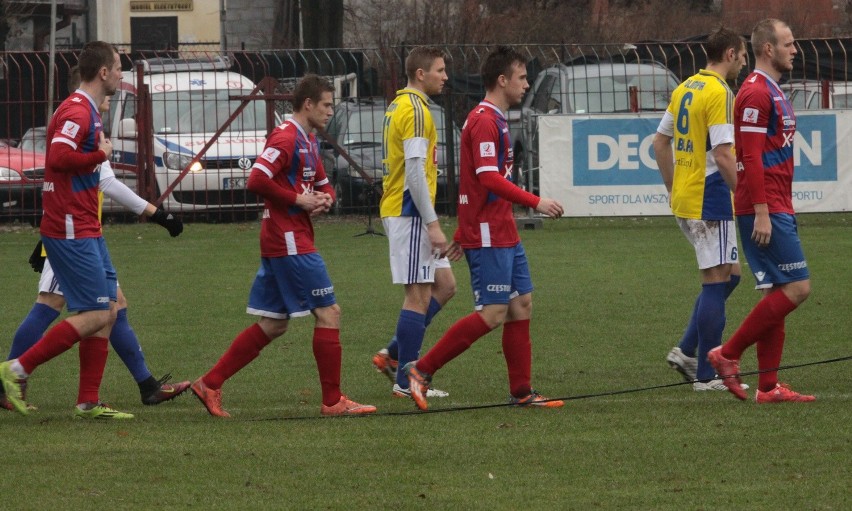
[332,178,345,215]
[514,147,527,192]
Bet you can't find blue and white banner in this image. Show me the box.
[538,111,851,216]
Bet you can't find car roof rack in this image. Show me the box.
[133,56,231,74]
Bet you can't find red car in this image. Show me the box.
[0,145,46,219]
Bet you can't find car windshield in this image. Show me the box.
[568,74,676,113]
[344,106,459,147]
[343,110,384,145]
[19,129,47,153]
[151,89,268,134]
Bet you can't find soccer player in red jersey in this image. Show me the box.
[190,75,376,418]
[0,42,136,419]
[708,19,816,403]
[403,46,565,410]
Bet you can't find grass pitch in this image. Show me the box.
[0,214,850,510]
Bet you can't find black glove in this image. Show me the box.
[29,240,46,273]
[151,207,183,237]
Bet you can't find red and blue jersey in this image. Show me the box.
[40,90,106,239]
[455,101,519,248]
[251,120,331,257]
[733,70,796,215]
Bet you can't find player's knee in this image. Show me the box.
[259,317,288,338]
[315,304,341,328]
[789,279,811,305]
[36,292,65,312]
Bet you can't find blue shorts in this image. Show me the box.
[737,213,809,289]
[40,236,117,312]
[246,253,336,319]
[465,243,534,310]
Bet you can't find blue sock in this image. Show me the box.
[725,274,740,298]
[695,282,727,381]
[387,298,442,360]
[678,274,740,359]
[394,309,426,388]
[677,296,700,358]
[110,308,153,383]
[8,303,61,359]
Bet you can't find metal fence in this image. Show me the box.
[2,39,850,223]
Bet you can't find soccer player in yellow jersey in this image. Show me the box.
[653,27,747,391]
[372,46,457,399]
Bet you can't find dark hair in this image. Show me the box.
[751,18,787,58]
[481,45,527,90]
[78,41,118,82]
[705,27,745,63]
[405,46,447,81]
[293,74,334,112]
[68,65,81,93]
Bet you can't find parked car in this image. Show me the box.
[320,97,460,214]
[0,145,46,217]
[105,57,277,215]
[18,127,47,155]
[781,79,852,109]
[515,61,680,192]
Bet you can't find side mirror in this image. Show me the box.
[118,118,137,138]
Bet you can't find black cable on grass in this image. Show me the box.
[229,354,852,422]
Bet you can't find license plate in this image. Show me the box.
[223,177,247,190]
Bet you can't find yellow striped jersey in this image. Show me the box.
[379,88,438,218]
[664,69,735,220]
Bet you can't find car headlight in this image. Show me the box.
[163,151,203,172]
[0,167,24,182]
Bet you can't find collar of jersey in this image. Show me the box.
[396,87,430,105]
[751,68,780,88]
[697,69,726,82]
[74,88,99,111]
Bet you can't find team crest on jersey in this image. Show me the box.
[61,120,81,138]
[480,142,495,157]
[742,108,759,124]
[260,147,280,163]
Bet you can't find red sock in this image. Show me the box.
[77,336,109,405]
[312,327,342,407]
[18,319,81,374]
[502,319,532,398]
[756,323,786,392]
[204,324,272,389]
[418,313,492,375]
[722,289,797,360]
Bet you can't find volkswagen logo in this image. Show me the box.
[237,157,253,170]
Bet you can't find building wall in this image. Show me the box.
[221,0,276,50]
[722,0,843,37]
[96,0,221,45]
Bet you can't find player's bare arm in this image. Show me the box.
[752,203,772,247]
[295,192,327,213]
[98,132,113,161]
[653,132,675,195]
[535,198,564,219]
[712,142,738,192]
[426,220,448,254]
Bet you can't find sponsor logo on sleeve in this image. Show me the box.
[260,147,281,163]
[742,108,759,124]
[479,142,495,157]
[61,121,81,138]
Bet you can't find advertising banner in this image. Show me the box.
[538,111,852,216]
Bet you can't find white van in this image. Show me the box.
[104,57,277,213]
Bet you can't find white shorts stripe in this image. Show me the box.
[284,231,297,255]
[479,222,492,248]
